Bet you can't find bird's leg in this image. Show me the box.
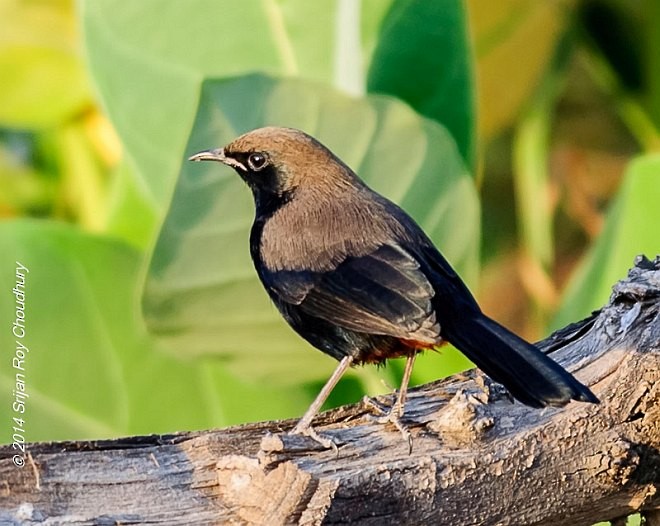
[290,355,354,448]
[392,352,416,418]
[364,354,416,452]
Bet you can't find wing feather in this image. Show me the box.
[263,244,440,344]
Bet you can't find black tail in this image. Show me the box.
[444,313,599,407]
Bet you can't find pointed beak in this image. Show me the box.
[188,148,227,163]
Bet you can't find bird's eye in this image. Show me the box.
[247,152,268,171]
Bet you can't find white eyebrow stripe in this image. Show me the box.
[223,155,247,171]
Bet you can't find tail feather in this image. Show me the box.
[444,313,598,407]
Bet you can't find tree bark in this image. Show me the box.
[1,256,659,526]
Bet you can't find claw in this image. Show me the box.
[360,395,388,415]
[372,410,413,454]
[289,423,338,454]
[363,396,413,454]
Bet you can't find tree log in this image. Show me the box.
[1,256,659,525]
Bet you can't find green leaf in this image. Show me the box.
[510,36,572,324]
[469,0,571,141]
[513,53,566,272]
[50,121,108,231]
[104,158,159,249]
[0,221,142,441]
[552,154,660,329]
[0,0,91,128]
[142,74,480,385]
[0,220,313,442]
[367,0,475,169]
[80,0,391,207]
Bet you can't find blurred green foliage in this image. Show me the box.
[0,0,658,480]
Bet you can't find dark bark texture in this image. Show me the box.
[1,256,659,525]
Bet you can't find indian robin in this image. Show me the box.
[190,127,598,446]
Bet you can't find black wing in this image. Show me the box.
[262,243,441,344]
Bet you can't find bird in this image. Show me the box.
[189,126,598,447]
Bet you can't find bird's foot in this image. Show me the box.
[289,423,338,454]
[361,396,413,453]
[360,395,390,415]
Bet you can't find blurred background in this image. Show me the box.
[0,0,658,478]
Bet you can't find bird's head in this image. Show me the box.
[189,127,351,196]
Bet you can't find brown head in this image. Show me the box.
[189,126,403,271]
[189,127,357,196]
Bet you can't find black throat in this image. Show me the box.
[253,187,294,221]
